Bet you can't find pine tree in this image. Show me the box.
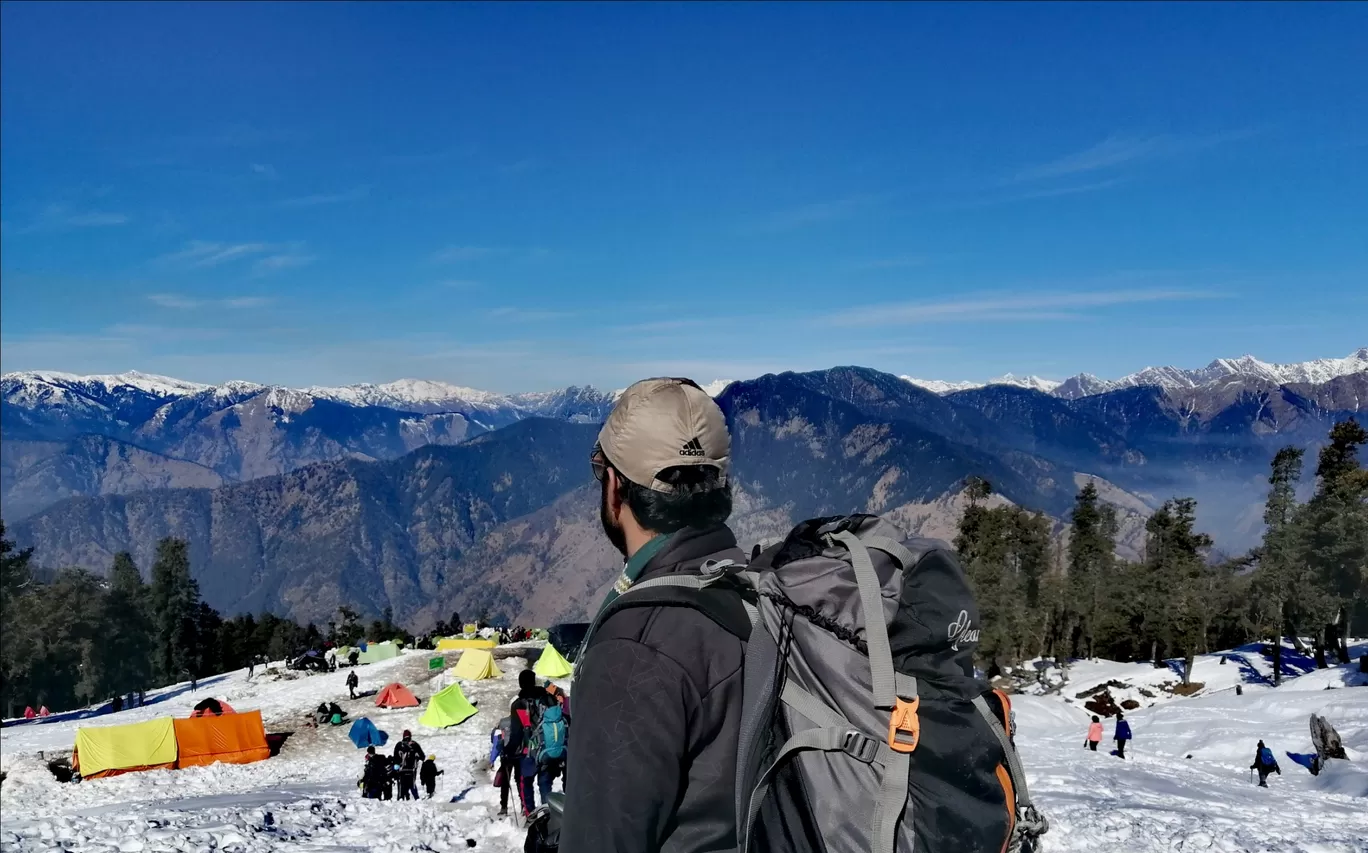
[98,552,155,700]
[149,538,201,684]
[0,521,37,717]
[1300,418,1368,663]
[1252,447,1304,684]
[1142,498,1213,683]
[1067,481,1119,659]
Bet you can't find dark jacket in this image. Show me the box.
[394,738,424,773]
[509,685,554,757]
[1116,720,1133,741]
[420,758,442,785]
[559,524,747,853]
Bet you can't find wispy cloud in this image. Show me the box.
[951,178,1130,210]
[278,186,370,207]
[250,163,278,179]
[147,293,274,310]
[157,240,273,268]
[850,255,928,272]
[433,245,505,263]
[828,288,1223,327]
[487,307,577,322]
[1014,131,1256,182]
[746,194,880,234]
[11,204,131,234]
[500,158,542,175]
[252,250,315,275]
[155,240,313,274]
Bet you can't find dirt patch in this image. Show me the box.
[1171,682,1205,697]
[1075,679,1130,700]
[1083,689,1121,718]
[1121,699,1141,710]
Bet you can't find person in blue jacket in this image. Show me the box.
[1250,740,1281,787]
[1114,712,1133,758]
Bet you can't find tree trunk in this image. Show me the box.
[1183,650,1195,685]
[1287,621,1309,654]
[1337,606,1351,663]
[1314,626,1328,670]
[1150,638,1162,668]
[1272,633,1283,686]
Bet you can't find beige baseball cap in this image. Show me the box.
[596,377,730,493]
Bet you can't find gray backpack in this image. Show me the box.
[581,513,1048,853]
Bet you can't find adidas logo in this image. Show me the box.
[680,436,705,457]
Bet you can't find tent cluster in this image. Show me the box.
[72,701,269,780]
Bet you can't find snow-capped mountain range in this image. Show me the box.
[905,348,1367,399]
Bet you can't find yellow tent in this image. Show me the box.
[73,717,178,779]
[436,637,497,652]
[453,648,502,680]
[419,682,479,729]
[533,644,573,678]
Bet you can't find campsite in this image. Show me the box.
[2,635,1366,852]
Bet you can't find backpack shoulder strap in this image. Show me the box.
[578,564,758,663]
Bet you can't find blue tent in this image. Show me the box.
[348,717,389,749]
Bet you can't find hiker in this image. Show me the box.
[348,648,360,667]
[393,729,424,801]
[509,669,558,814]
[248,659,255,679]
[559,377,746,852]
[1115,712,1133,758]
[420,754,444,799]
[362,746,388,799]
[1250,740,1281,787]
[328,701,346,724]
[493,716,519,816]
[316,703,331,725]
[346,669,359,699]
[1085,715,1103,751]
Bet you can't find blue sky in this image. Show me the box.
[2,1,1365,392]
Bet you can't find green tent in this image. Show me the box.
[533,643,574,678]
[418,682,478,729]
[357,641,400,665]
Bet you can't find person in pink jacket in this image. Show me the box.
[1085,715,1103,751]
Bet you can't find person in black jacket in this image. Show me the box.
[393,730,424,801]
[361,746,387,799]
[420,754,443,798]
[559,377,746,853]
[508,669,556,816]
[346,670,359,699]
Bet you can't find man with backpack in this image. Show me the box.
[1250,740,1281,787]
[393,729,424,801]
[509,669,561,815]
[346,669,359,699]
[559,377,748,853]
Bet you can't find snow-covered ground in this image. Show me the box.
[2,641,1365,852]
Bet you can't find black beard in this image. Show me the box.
[600,478,628,557]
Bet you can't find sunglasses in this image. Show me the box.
[590,443,609,483]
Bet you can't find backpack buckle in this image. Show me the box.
[841,730,881,764]
[888,697,920,753]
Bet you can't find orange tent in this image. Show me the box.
[172,709,270,769]
[375,683,419,708]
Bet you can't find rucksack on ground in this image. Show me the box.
[579,513,1049,853]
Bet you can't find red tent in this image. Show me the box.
[23,706,35,720]
[39,706,50,717]
[375,683,419,708]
